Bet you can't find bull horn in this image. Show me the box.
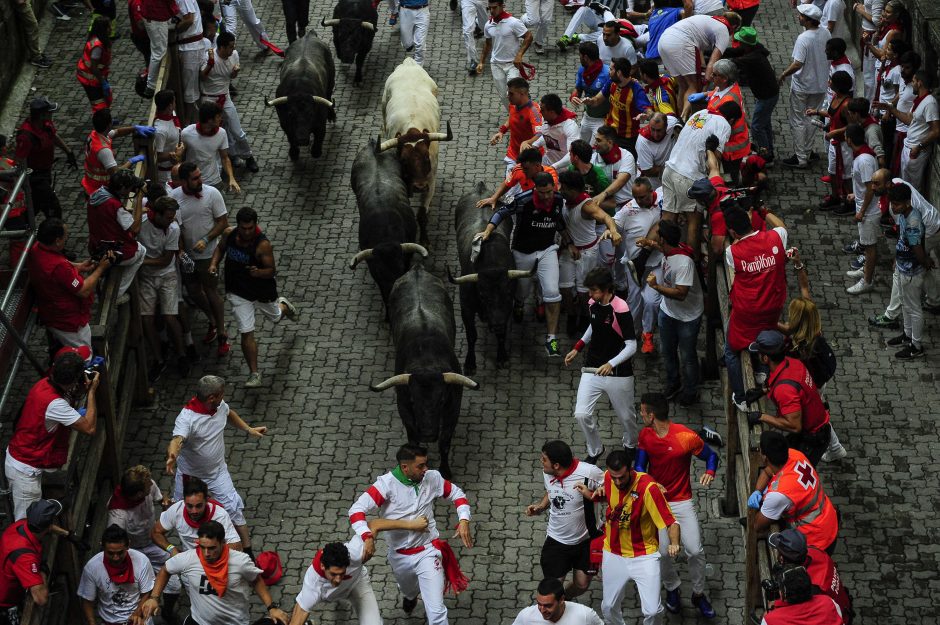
[507,270,532,280]
[360,20,376,31]
[311,95,334,108]
[377,136,400,152]
[370,373,411,391]
[426,120,454,142]
[349,248,373,269]
[400,243,429,258]
[320,18,341,26]
[264,95,288,107]
[442,372,480,389]
[451,273,479,284]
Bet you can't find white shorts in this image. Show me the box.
[179,49,203,104]
[662,166,699,214]
[559,243,600,292]
[857,213,881,246]
[138,271,181,315]
[48,324,92,350]
[658,31,696,76]
[174,465,246,526]
[513,245,562,303]
[227,292,282,334]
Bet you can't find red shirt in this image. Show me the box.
[504,164,558,192]
[765,594,844,625]
[727,228,787,350]
[0,521,43,608]
[767,357,830,434]
[806,547,852,619]
[27,243,92,332]
[502,100,543,161]
[637,423,705,502]
[15,119,57,171]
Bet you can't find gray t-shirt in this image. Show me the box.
[659,252,704,322]
[137,217,181,277]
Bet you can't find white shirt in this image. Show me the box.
[138,218,181,277]
[666,15,731,56]
[172,399,230,478]
[892,177,940,237]
[159,500,241,551]
[77,549,155,624]
[180,124,229,187]
[825,59,854,105]
[636,116,680,174]
[879,63,901,105]
[168,185,227,260]
[822,0,848,41]
[201,48,239,97]
[591,148,636,205]
[165,548,261,625]
[153,117,181,181]
[660,252,704,322]
[484,16,528,63]
[903,94,940,147]
[694,0,724,14]
[512,602,605,625]
[599,37,636,65]
[5,399,81,475]
[790,27,831,94]
[295,536,367,609]
[852,152,879,218]
[176,0,203,51]
[894,80,915,133]
[614,188,664,265]
[107,481,164,548]
[533,118,582,170]
[564,197,600,247]
[860,0,884,31]
[542,460,604,545]
[665,111,731,180]
[348,470,471,551]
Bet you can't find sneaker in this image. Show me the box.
[545,337,561,357]
[663,382,682,400]
[869,313,900,329]
[700,425,724,447]
[277,296,298,321]
[781,155,807,168]
[245,156,259,173]
[849,254,866,270]
[534,43,545,55]
[202,326,218,344]
[48,2,71,20]
[665,588,681,614]
[895,344,925,359]
[885,333,910,347]
[217,339,231,357]
[230,156,246,169]
[557,34,579,50]
[585,445,605,466]
[731,392,748,412]
[842,240,861,254]
[754,372,767,385]
[177,355,191,377]
[142,87,155,99]
[821,445,847,462]
[809,150,820,161]
[245,371,263,387]
[832,203,856,216]
[692,593,717,619]
[846,279,873,295]
[30,54,53,69]
[846,268,864,279]
[513,303,524,323]
[641,331,655,354]
[468,61,478,76]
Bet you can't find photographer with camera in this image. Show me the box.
[759,566,844,625]
[87,169,148,300]
[768,529,854,623]
[3,350,99,520]
[27,218,116,352]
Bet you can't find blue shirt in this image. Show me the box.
[576,64,612,119]
[896,207,925,275]
[645,7,683,59]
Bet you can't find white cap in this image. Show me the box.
[796,3,822,22]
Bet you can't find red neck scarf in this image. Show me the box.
[312,550,352,580]
[876,20,900,42]
[185,396,215,415]
[912,91,931,113]
[854,144,877,159]
[236,226,263,246]
[581,59,604,85]
[103,553,135,585]
[830,55,850,68]
[548,108,577,126]
[196,123,219,137]
[107,485,142,511]
[531,190,556,213]
[863,115,879,127]
[712,15,732,33]
[183,499,220,528]
[156,111,181,128]
[599,144,622,164]
[146,209,170,233]
[489,10,511,22]
[665,242,695,258]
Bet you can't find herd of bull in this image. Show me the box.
[262,0,533,476]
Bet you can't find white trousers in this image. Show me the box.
[601,551,663,625]
[179,49,204,104]
[898,271,925,346]
[563,6,614,42]
[574,372,638,457]
[900,144,931,190]
[460,0,486,65]
[221,0,268,49]
[624,262,662,334]
[174,464,246,525]
[580,114,605,144]
[118,243,147,298]
[388,546,447,625]
[514,245,562,303]
[657,498,706,594]
[491,61,520,102]
[400,6,430,66]
[143,19,170,90]
[522,0,554,47]
[925,235,940,306]
[4,453,44,521]
[788,90,825,163]
[862,43,877,102]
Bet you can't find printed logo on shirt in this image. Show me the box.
[30,563,38,574]
[72,278,80,288]
[198,575,219,596]
[551,495,567,510]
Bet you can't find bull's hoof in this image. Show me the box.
[288,147,299,161]
[311,145,322,159]
[464,361,477,377]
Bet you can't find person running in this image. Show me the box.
[76,16,114,113]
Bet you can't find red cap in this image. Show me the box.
[256,551,283,585]
[54,345,92,362]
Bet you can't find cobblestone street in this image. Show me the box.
[3,0,940,622]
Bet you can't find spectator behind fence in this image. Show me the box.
[0,500,61,622]
[28,218,116,351]
[81,108,155,197]
[4,352,98,520]
[768,529,854,623]
[760,566,844,625]
[87,169,148,300]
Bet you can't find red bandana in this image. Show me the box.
[312,550,352,580]
[912,92,930,113]
[876,20,901,42]
[146,209,170,234]
[830,55,851,68]
[549,108,577,126]
[107,485,142,511]
[489,10,512,22]
[103,553,135,585]
[854,144,877,159]
[665,242,695,258]
[181,185,202,199]
[599,144,622,164]
[712,15,732,32]
[183,498,222,528]
[196,123,219,137]
[532,190,555,213]
[156,111,181,128]
[581,59,604,85]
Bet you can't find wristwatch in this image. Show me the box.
[266,602,280,611]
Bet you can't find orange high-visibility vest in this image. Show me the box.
[81,130,112,195]
[76,37,110,87]
[767,449,839,551]
[707,83,750,161]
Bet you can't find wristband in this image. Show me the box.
[165,544,175,553]
[361,532,374,541]
[793,263,805,271]
[199,236,209,246]
[574,340,585,352]
[499,124,508,134]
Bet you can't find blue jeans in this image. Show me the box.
[751,94,778,157]
[659,310,702,400]
[724,336,769,402]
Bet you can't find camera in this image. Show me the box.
[84,355,106,378]
[761,577,780,604]
[91,240,125,263]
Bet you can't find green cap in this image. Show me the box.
[734,26,758,46]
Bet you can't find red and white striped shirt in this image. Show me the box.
[348,470,471,552]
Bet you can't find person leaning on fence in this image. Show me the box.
[27,218,116,353]
[760,566,844,625]
[0,500,62,623]
[87,169,149,300]
[3,351,99,520]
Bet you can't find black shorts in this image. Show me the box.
[540,536,592,578]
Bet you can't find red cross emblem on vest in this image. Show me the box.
[795,461,816,490]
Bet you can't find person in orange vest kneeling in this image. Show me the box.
[749,430,839,555]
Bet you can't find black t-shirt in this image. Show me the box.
[586,297,636,377]
[493,189,566,254]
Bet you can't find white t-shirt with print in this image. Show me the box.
[164,548,261,625]
[77,549,155,624]
[542,460,605,545]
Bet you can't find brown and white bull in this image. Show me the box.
[376,57,453,247]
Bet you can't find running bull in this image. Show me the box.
[320,0,377,84]
[264,31,336,161]
[349,140,428,308]
[450,182,530,375]
[370,263,478,478]
[376,58,453,247]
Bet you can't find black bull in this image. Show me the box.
[370,264,478,478]
[321,0,378,84]
[349,140,428,308]
[264,31,336,161]
[450,183,530,375]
